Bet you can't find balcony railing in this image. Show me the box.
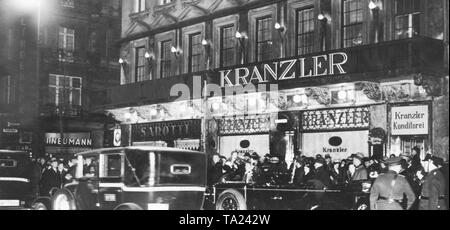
[40,104,83,117]
[90,37,445,110]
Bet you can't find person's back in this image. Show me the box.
[440,163,449,208]
[420,168,447,210]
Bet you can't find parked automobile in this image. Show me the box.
[47,147,206,210]
[0,150,34,210]
[206,181,370,210]
[204,162,371,210]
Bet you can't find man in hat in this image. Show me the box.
[310,158,331,188]
[352,153,368,181]
[369,157,416,210]
[417,154,447,210]
[40,159,62,196]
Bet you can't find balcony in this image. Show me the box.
[40,104,83,118]
[90,37,445,110]
[91,71,209,110]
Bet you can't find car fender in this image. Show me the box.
[114,203,143,210]
[31,197,52,210]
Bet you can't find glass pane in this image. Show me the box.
[72,89,81,106]
[72,78,81,88]
[49,75,57,85]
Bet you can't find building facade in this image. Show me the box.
[0,0,122,159]
[92,0,449,162]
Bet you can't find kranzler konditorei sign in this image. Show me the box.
[391,105,428,135]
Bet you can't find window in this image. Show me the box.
[342,0,364,48]
[100,154,123,178]
[135,46,146,82]
[296,8,315,55]
[160,40,172,78]
[220,25,235,67]
[188,33,202,73]
[48,74,82,106]
[0,159,17,168]
[134,0,146,13]
[159,0,172,5]
[58,27,75,62]
[60,0,75,8]
[256,17,273,62]
[7,29,13,60]
[394,0,421,39]
[0,76,15,105]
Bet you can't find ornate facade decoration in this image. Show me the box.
[305,87,331,105]
[355,81,382,101]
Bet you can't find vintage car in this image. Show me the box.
[204,164,371,210]
[0,150,34,210]
[48,147,206,210]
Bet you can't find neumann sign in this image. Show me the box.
[220,52,348,87]
[391,105,429,135]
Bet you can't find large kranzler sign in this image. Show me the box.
[391,105,428,135]
[219,52,348,87]
[301,107,370,131]
[132,119,201,142]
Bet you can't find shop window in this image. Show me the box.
[0,76,16,105]
[188,33,202,73]
[296,8,315,55]
[58,27,75,62]
[394,0,421,39]
[256,16,273,62]
[135,46,146,82]
[48,74,82,106]
[342,0,364,48]
[220,25,235,67]
[160,40,172,78]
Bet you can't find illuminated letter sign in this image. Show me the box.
[301,107,370,131]
[220,52,348,87]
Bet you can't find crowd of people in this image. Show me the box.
[207,146,449,210]
[28,154,96,197]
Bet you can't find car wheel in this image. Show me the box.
[52,189,77,210]
[32,202,48,210]
[114,203,143,210]
[216,189,247,210]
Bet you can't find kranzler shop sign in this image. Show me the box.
[391,105,428,135]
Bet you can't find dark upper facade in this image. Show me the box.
[89,0,448,160]
[91,0,447,109]
[0,0,122,153]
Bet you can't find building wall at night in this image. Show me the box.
[93,0,448,160]
[0,0,122,158]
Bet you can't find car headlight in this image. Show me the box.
[53,194,71,210]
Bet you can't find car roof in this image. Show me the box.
[0,150,29,155]
[76,146,204,156]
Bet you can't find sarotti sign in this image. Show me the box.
[391,105,429,135]
[220,52,348,87]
